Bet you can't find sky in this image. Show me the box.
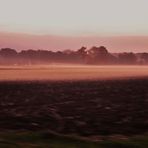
[0,0,148,51]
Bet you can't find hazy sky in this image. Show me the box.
[0,0,148,36]
[0,0,148,51]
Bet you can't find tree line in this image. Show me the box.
[0,46,148,65]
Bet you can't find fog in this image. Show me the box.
[0,65,148,81]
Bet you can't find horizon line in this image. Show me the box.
[1,31,148,52]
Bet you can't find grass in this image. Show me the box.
[1,132,148,148]
[0,131,99,148]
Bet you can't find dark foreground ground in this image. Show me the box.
[0,78,148,147]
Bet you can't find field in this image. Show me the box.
[0,65,148,81]
[1,65,148,147]
[0,78,148,135]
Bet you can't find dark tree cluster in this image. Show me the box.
[0,46,148,65]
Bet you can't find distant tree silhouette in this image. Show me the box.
[118,52,137,64]
[77,47,87,56]
[76,46,87,63]
[0,46,146,65]
[0,48,18,65]
[86,46,117,64]
[0,48,17,57]
[140,53,148,64]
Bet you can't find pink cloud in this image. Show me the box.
[0,32,148,52]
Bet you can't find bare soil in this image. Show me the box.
[0,78,148,137]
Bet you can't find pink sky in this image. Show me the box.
[0,32,148,52]
[0,0,148,52]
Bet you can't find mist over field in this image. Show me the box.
[0,65,148,81]
[1,0,148,147]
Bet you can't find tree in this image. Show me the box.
[140,53,148,64]
[118,52,137,64]
[86,46,116,64]
[0,48,17,57]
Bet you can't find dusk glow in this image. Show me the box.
[1,32,148,52]
[0,0,148,51]
[1,1,148,144]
